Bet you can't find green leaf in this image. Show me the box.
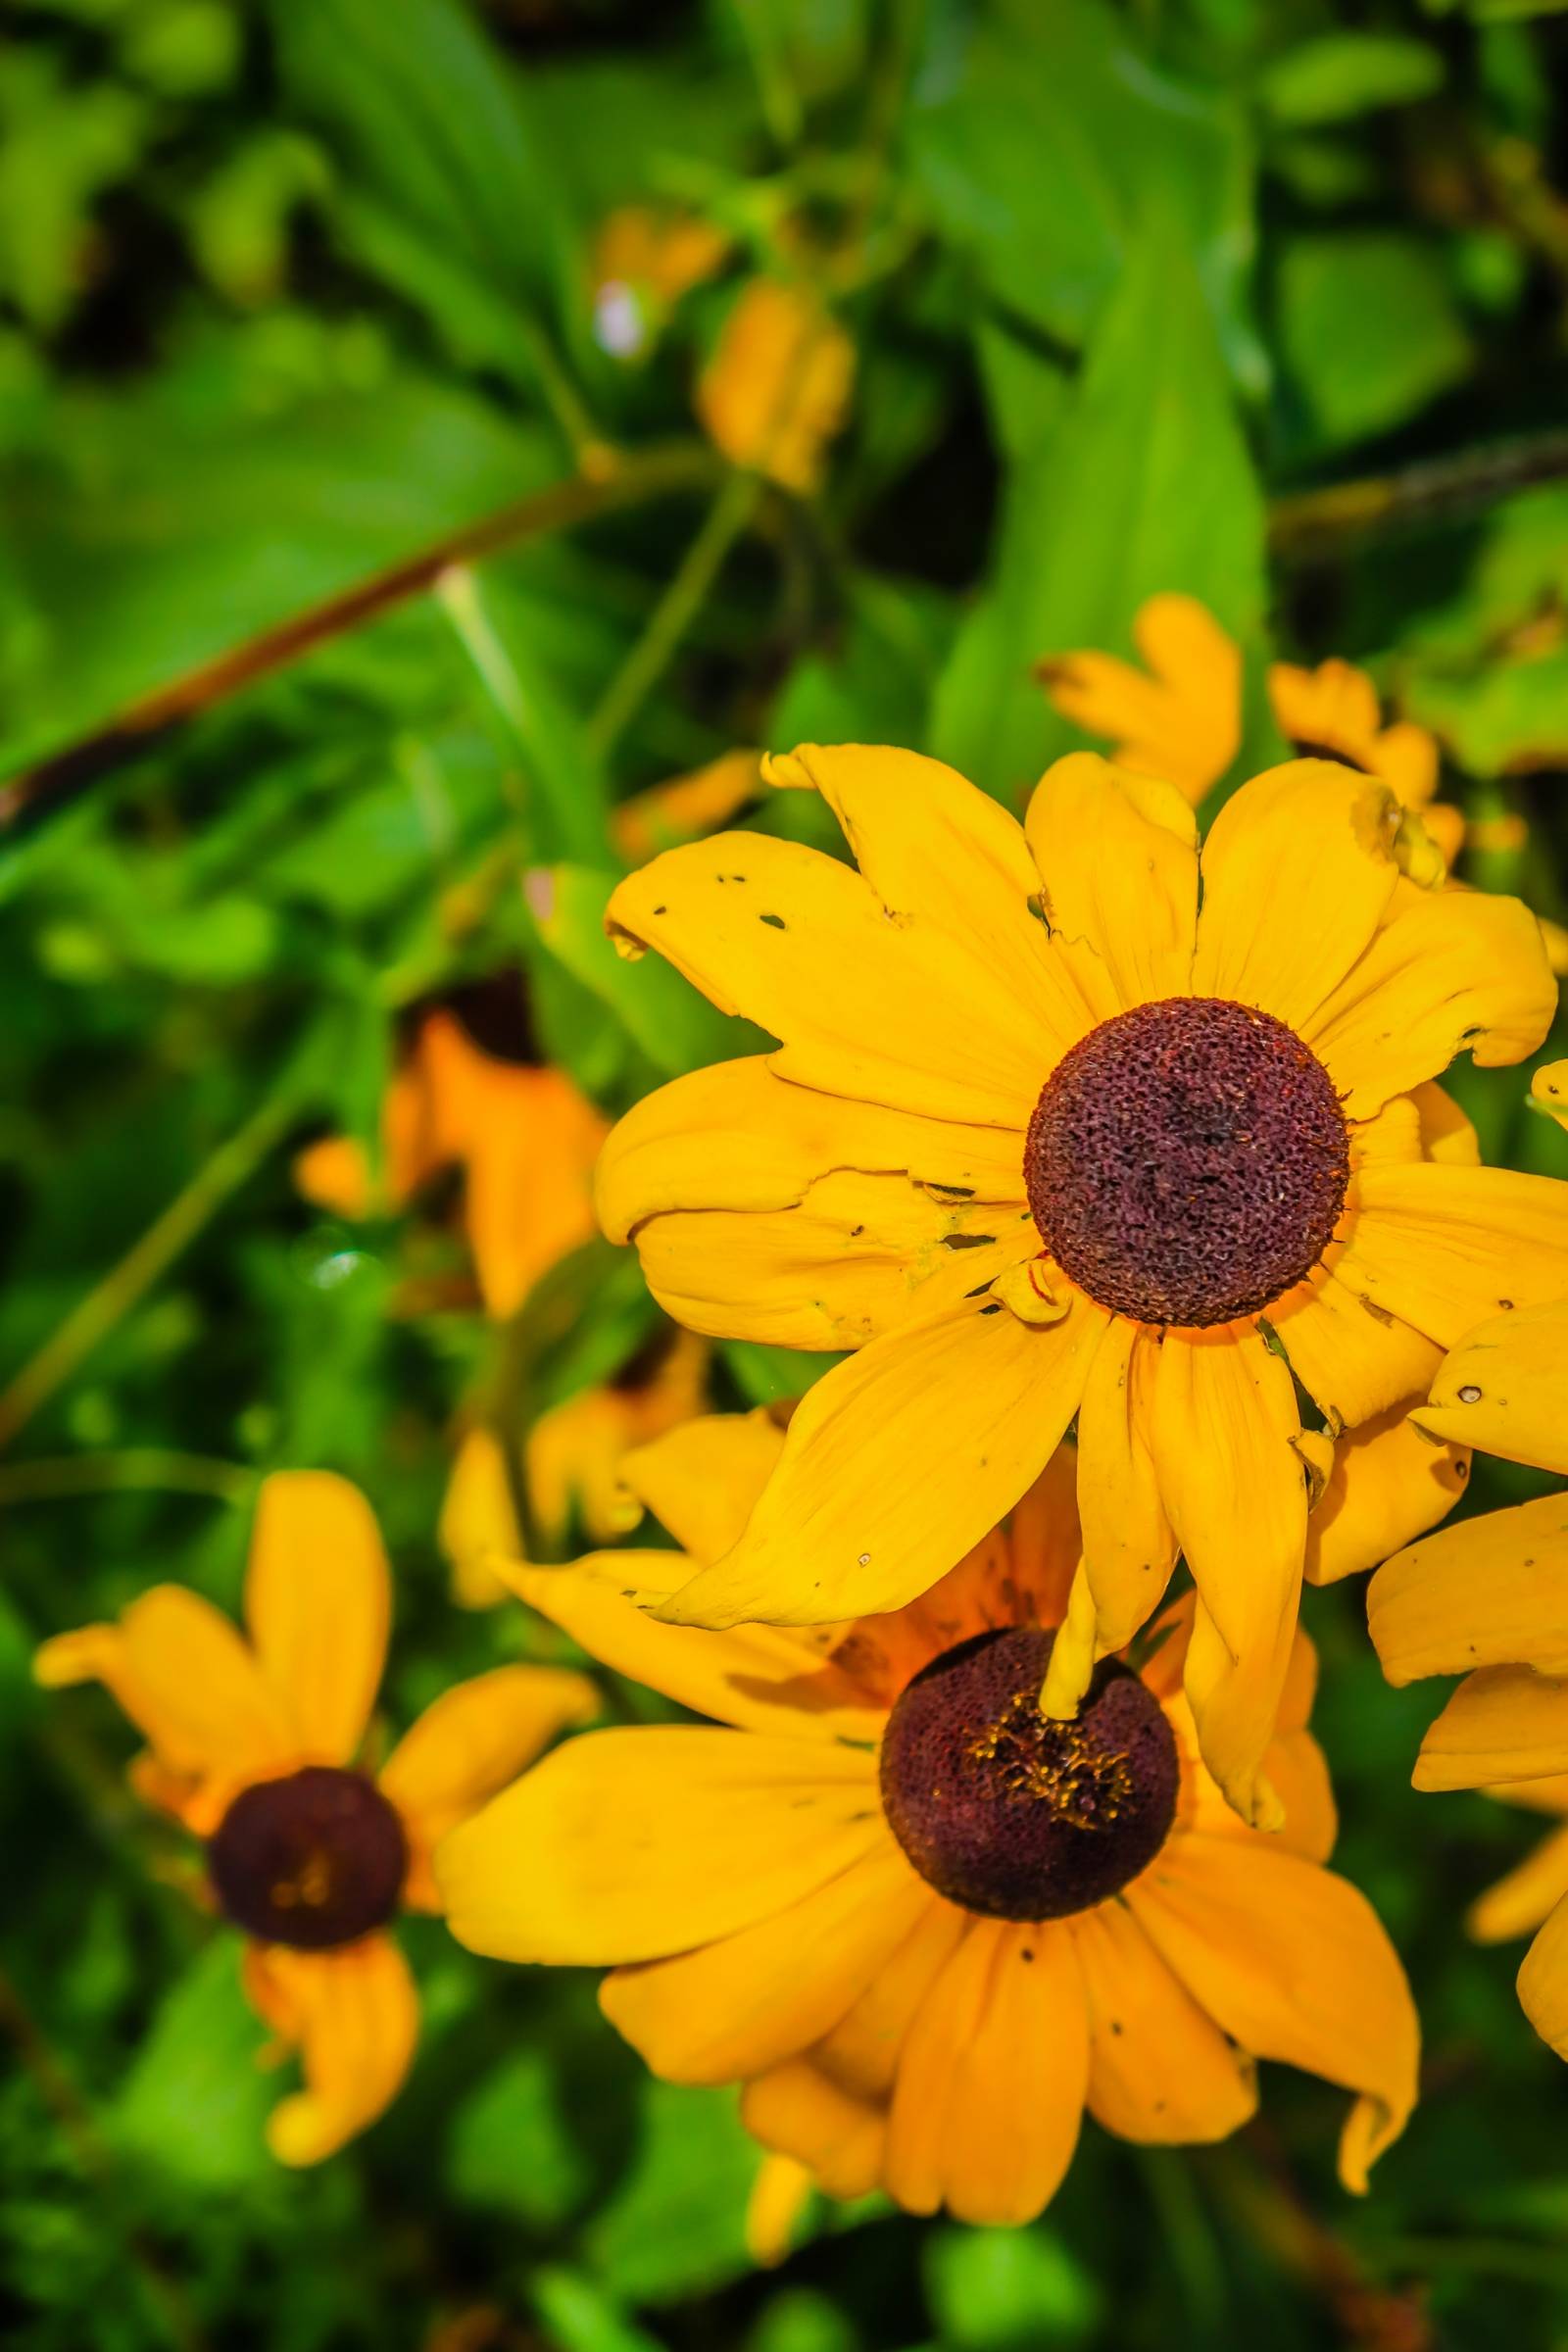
[1260,34,1446,126]
[530,864,768,1078]
[581,2080,760,2304]
[447,2048,597,2229]
[1277,232,1472,454]
[111,1933,275,2192]
[531,2269,664,2352]
[923,2225,1104,2349]
[930,225,1266,802]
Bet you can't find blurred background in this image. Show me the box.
[6,0,1568,2346]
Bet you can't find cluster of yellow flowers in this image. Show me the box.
[38,596,1568,2243]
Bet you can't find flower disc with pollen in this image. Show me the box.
[208,1767,408,1950]
[1024,996,1349,1330]
[879,1628,1178,1920]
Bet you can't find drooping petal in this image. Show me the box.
[1070,1900,1257,2145]
[378,1664,599,1906]
[1147,1326,1307,1826]
[1368,1495,1568,1685]
[502,1558,882,1740]
[1070,1320,1177,1667]
[1304,1399,1470,1587]
[1411,1301,1568,1475]
[884,1923,1089,2225]
[1302,888,1554,1119]
[437,1727,882,1964]
[1517,1897,1568,2060]
[632,1171,1031,1349]
[1409,1667,1568,1792]
[600,1837,930,2084]
[1191,761,1403,1031]
[742,2062,887,2201]
[596,1058,1028,1247]
[245,1472,390,1764]
[1128,1834,1418,2191]
[658,1291,1108,1630]
[242,1934,419,2166]
[605,828,1067,1129]
[1340,1164,1568,1348]
[768,742,1096,1051]
[1023,755,1199,1021]
[1470,1825,1568,1944]
[36,1588,295,1799]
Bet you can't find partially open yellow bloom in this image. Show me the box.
[697,279,855,494]
[597,743,1555,1820]
[35,1473,595,2163]
[612,750,764,864]
[439,1422,1419,2225]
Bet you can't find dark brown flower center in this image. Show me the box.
[1023,996,1349,1329]
[879,1628,1178,1920]
[207,1767,408,1950]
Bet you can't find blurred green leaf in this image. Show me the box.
[530,863,767,1078]
[448,2047,596,2228]
[582,2080,759,2304]
[1260,34,1446,126]
[924,2225,1103,2348]
[111,1933,274,2192]
[532,2268,665,2352]
[1277,232,1472,454]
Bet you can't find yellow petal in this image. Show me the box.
[1192,760,1402,1031]
[812,1899,970,2100]
[1518,1896,1568,2060]
[437,1727,882,1964]
[1470,1824,1568,1945]
[696,279,854,494]
[600,1837,929,2083]
[1128,1834,1418,2191]
[1267,657,1382,759]
[596,1058,1027,1247]
[36,1588,294,1799]
[1369,1494,1568,1685]
[1411,1301,1568,1475]
[769,741,1096,1054]
[1409,1665,1568,1791]
[1023,753,1199,1022]
[1074,1320,1177,1654]
[1040,594,1241,805]
[605,829,1061,1129]
[745,2153,814,2268]
[1304,1399,1470,1588]
[1531,1058,1568,1131]
[633,1169,1030,1349]
[504,1557,882,1740]
[439,1427,519,1611]
[1343,1163,1568,1348]
[618,1409,783,1565]
[1148,1326,1307,1826]
[658,1291,1108,1629]
[1269,1267,1444,1427]
[884,1923,1089,2225]
[742,2062,887,2201]
[460,1063,606,1318]
[242,1934,419,2167]
[379,1663,598,1904]
[1004,1444,1086,1631]
[1413,1078,1480,1165]
[612,748,763,863]
[245,1472,390,1764]
[1302,888,1555,1119]
[1071,1900,1257,2144]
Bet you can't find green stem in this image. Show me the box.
[0,1077,303,1451]
[0,1451,257,1505]
[587,466,764,759]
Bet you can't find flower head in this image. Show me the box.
[35,1472,595,2163]
[439,1419,1419,2225]
[697,279,855,494]
[597,743,1556,1819]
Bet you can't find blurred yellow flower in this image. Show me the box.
[1370,1291,1568,2062]
[590,204,730,359]
[294,985,607,1320]
[697,279,855,493]
[612,749,764,863]
[439,1424,1418,2226]
[1036,595,1242,805]
[597,743,1556,1822]
[35,1472,595,2164]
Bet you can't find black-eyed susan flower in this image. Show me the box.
[1369,1285,1568,2059]
[295,979,607,1321]
[34,1472,595,2163]
[596,744,1561,1820]
[696,279,856,495]
[438,1419,1419,2226]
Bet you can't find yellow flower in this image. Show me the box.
[34,1472,595,2164]
[591,205,730,359]
[1368,1278,1568,2061]
[595,745,1562,1822]
[295,985,608,1320]
[1036,595,1242,804]
[1532,1058,1568,1132]
[696,279,855,495]
[440,1328,710,1606]
[612,749,765,863]
[438,1422,1419,2226]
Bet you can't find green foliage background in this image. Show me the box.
[5,0,1568,2345]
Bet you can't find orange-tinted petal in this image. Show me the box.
[242,1933,419,2166]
